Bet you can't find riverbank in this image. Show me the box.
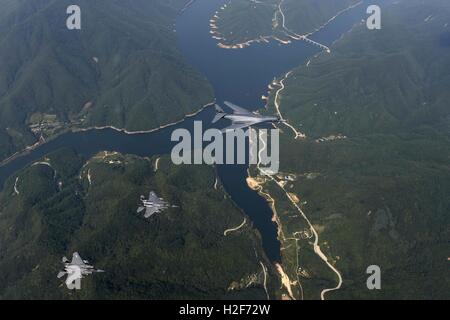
[0,102,215,170]
[210,0,361,51]
[0,0,374,299]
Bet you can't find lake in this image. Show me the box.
[0,0,383,262]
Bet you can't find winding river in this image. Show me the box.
[0,0,377,263]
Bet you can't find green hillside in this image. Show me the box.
[259,0,450,299]
[0,0,213,161]
[0,150,274,299]
[213,0,359,45]
[213,0,281,45]
[284,0,360,35]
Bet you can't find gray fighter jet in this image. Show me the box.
[57,252,104,287]
[137,191,176,218]
[213,101,284,132]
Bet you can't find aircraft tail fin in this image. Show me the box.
[212,105,226,124]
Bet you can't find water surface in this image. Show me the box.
[0,0,380,262]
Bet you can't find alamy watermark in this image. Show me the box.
[367,5,381,30]
[57,253,104,290]
[366,265,382,290]
[171,122,280,174]
[66,5,81,30]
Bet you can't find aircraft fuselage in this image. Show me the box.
[224,114,279,124]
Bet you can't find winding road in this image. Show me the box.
[255,129,343,300]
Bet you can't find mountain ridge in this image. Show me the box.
[0,0,213,161]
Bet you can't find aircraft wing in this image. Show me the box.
[221,123,251,133]
[148,191,159,202]
[137,206,145,213]
[144,207,159,218]
[71,253,86,267]
[224,101,251,115]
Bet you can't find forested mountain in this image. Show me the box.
[0,0,213,161]
[213,0,359,45]
[0,151,272,299]
[260,0,450,298]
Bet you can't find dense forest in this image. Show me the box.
[260,0,450,299]
[213,0,359,45]
[0,0,213,161]
[0,150,276,299]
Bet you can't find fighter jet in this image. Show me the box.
[137,191,176,218]
[213,101,284,132]
[57,252,104,287]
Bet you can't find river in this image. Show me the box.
[0,0,380,263]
